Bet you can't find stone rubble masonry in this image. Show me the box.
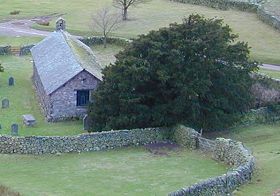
[0,127,168,154]
[0,125,255,195]
[169,125,255,196]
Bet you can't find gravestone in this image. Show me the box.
[83,114,90,131]
[2,98,9,108]
[22,114,36,126]
[8,77,14,86]
[11,124,19,136]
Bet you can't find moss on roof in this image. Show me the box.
[64,32,103,81]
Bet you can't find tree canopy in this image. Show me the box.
[88,14,258,132]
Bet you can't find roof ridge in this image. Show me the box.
[60,31,83,69]
[61,31,103,81]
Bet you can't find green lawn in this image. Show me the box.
[0,36,42,46]
[208,123,280,196]
[0,55,83,136]
[259,68,280,79]
[0,147,228,196]
[0,45,121,136]
[0,0,279,64]
[92,44,123,68]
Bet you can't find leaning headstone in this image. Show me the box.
[2,98,9,108]
[11,124,19,136]
[83,114,90,131]
[8,77,14,86]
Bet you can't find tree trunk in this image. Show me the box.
[103,36,107,48]
[123,7,128,20]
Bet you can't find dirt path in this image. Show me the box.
[0,19,50,37]
[0,14,64,37]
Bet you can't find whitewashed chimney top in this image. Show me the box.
[56,17,66,31]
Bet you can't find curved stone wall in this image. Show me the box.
[169,125,255,196]
[0,125,255,195]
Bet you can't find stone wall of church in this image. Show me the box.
[49,70,100,121]
[33,64,52,119]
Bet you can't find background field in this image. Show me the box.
[0,0,279,64]
[0,148,227,195]
[259,68,280,79]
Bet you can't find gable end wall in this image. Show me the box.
[49,70,100,121]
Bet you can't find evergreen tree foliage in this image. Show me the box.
[88,14,258,131]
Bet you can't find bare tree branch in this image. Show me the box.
[92,8,122,48]
[113,0,150,20]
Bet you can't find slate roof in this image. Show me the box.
[31,30,102,95]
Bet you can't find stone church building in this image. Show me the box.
[31,18,103,121]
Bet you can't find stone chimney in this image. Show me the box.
[56,17,66,31]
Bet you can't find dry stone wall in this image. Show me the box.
[0,128,168,154]
[169,125,255,196]
[0,125,255,195]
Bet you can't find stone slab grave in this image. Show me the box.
[8,76,14,86]
[11,124,19,136]
[22,114,36,127]
[1,98,9,108]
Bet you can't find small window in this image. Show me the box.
[77,90,90,106]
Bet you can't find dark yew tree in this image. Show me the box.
[88,14,258,132]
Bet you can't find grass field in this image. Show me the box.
[0,45,120,136]
[208,123,280,196]
[0,0,279,64]
[92,44,123,68]
[259,68,280,79]
[0,36,42,46]
[0,147,227,195]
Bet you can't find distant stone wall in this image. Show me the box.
[169,0,258,11]
[79,36,131,47]
[0,36,130,56]
[0,46,11,55]
[170,125,255,196]
[257,6,280,31]
[0,127,168,154]
[20,44,35,56]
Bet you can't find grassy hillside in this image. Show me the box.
[0,0,279,64]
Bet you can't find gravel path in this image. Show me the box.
[0,19,52,37]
